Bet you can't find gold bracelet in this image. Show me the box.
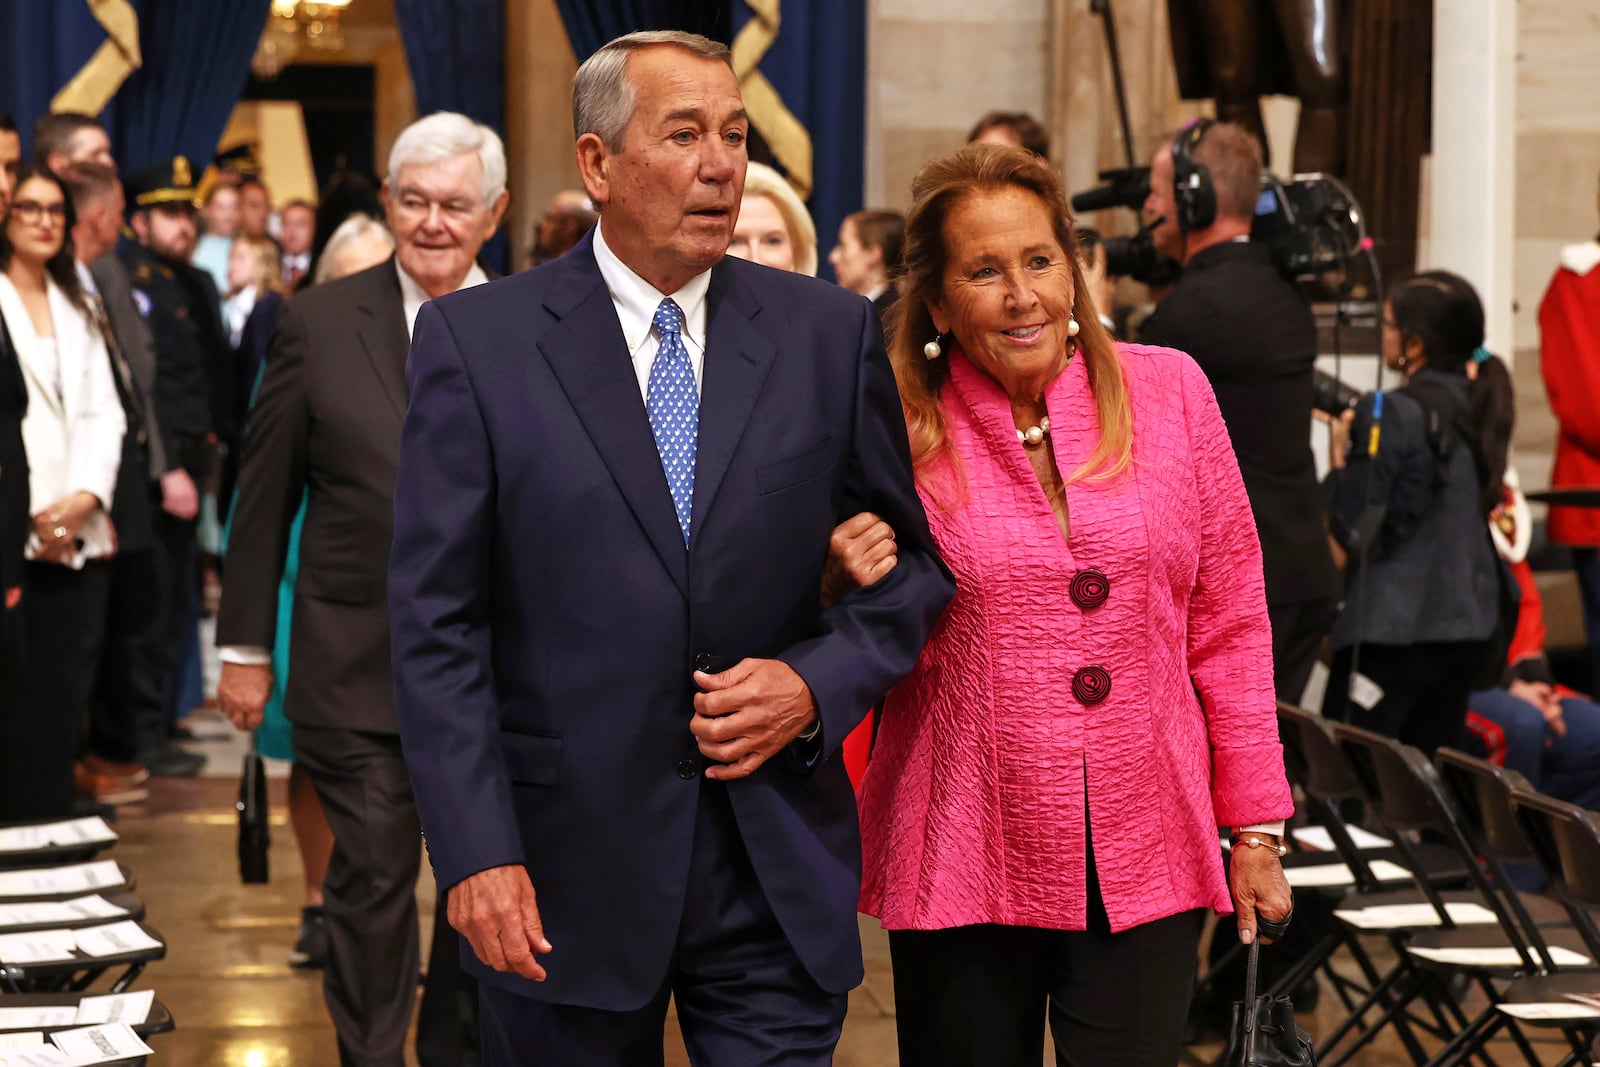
[1233,832,1288,856]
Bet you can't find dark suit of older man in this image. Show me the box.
[390,31,953,1067]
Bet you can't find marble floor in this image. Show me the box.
[78,726,1574,1066]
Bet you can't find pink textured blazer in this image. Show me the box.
[858,343,1294,933]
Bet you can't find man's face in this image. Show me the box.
[578,47,747,293]
[202,187,240,238]
[76,186,125,261]
[239,183,271,238]
[137,204,198,262]
[70,127,114,169]
[0,129,20,217]
[280,204,314,256]
[1143,146,1183,262]
[383,151,506,298]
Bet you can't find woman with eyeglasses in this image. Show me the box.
[0,163,125,819]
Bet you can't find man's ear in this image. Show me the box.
[575,133,612,207]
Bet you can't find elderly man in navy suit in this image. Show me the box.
[389,29,953,1067]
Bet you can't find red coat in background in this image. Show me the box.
[1540,240,1600,546]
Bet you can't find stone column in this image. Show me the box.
[1427,0,1516,355]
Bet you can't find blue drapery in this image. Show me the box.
[734,1,866,284]
[392,0,508,270]
[0,2,134,155]
[551,2,726,64]
[112,0,270,175]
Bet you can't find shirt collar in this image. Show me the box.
[593,219,711,353]
[75,259,98,296]
[396,257,489,336]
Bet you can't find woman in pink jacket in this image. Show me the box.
[836,144,1293,1065]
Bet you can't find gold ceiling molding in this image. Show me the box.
[731,0,814,199]
[51,0,143,116]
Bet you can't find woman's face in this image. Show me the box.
[828,219,881,295]
[5,177,67,266]
[929,186,1077,392]
[728,194,796,272]
[227,239,256,292]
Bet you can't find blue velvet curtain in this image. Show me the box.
[0,2,138,156]
[734,1,866,284]
[111,0,271,175]
[392,0,508,270]
[551,1,729,64]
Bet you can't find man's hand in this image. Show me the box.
[218,662,274,731]
[821,511,897,607]
[1230,838,1293,945]
[691,659,818,781]
[449,864,552,981]
[1315,408,1356,471]
[1509,679,1567,739]
[160,468,199,520]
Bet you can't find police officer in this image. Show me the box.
[120,157,231,776]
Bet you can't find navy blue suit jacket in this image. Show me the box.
[389,232,953,1009]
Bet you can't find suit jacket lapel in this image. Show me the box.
[692,264,776,538]
[535,241,690,599]
[355,258,410,425]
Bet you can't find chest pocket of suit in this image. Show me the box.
[756,436,836,496]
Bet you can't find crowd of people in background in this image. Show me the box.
[1,28,1599,1063]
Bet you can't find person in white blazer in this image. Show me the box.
[0,163,124,819]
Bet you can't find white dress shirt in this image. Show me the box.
[219,257,490,668]
[592,220,711,400]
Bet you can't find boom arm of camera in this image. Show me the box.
[1089,0,1138,168]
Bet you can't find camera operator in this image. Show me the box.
[1138,120,1338,704]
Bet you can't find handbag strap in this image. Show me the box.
[1242,939,1260,1063]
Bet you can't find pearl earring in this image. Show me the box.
[1068,317,1080,337]
[924,336,943,360]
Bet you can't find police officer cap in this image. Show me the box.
[125,156,201,211]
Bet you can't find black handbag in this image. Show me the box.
[1221,939,1316,1066]
[237,735,271,885]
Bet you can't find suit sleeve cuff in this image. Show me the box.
[219,645,273,666]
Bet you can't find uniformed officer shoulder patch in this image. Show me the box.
[131,288,153,317]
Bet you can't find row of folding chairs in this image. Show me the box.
[0,815,174,1064]
[1232,702,1600,1067]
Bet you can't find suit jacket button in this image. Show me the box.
[676,760,698,780]
[1072,665,1112,705]
[693,652,713,672]
[1070,567,1110,610]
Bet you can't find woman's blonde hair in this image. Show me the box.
[234,235,285,296]
[888,143,1131,496]
[740,161,818,276]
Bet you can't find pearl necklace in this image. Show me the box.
[1016,416,1051,448]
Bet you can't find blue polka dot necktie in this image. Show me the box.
[647,299,699,545]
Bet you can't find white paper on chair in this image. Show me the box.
[0,1045,72,1067]
[0,929,78,963]
[47,1023,153,1063]
[0,827,49,853]
[41,819,116,849]
[0,904,77,929]
[1409,945,1592,967]
[0,1008,77,1032]
[0,1033,45,1050]
[1498,1001,1600,1020]
[71,921,159,959]
[1292,826,1394,852]
[72,991,153,1027]
[0,862,124,900]
[1285,859,1412,888]
[1334,901,1500,929]
[58,897,126,922]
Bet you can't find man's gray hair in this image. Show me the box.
[387,111,507,206]
[572,31,733,153]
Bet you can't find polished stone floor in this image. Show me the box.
[93,736,1568,1066]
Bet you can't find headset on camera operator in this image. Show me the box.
[1137,119,1339,706]
[1321,271,1516,756]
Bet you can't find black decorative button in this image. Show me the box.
[677,760,698,780]
[1070,568,1110,610]
[694,652,713,672]
[1072,665,1112,705]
